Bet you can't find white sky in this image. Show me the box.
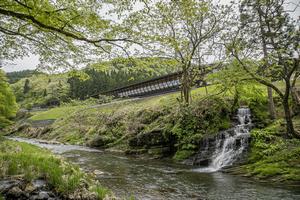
[2,0,299,73]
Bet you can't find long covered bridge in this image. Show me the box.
[100,71,183,98]
[95,71,206,98]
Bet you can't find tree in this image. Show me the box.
[43,88,47,97]
[239,0,287,120]
[124,0,230,104]
[227,0,300,138]
[0,69,17,128]
[23,78,30,94]
[0,0,136,70]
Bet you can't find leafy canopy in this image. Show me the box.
[0,0,134,71]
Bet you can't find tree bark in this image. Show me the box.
[181,68,191,104]
[204,81,208,95]
[182,82,191,104]
[267,87,276,119]
[282,99,297,138]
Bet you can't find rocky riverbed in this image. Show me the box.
[0,178,58,200]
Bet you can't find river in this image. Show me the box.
[9,137,300,200]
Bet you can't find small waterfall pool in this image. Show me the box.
[194,108,252,172]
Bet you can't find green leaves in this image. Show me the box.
[0,70,18,128]
[0,0,132,70]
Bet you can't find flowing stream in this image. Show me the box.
[8,137,300,200]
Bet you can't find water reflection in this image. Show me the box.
[65,150,300,200]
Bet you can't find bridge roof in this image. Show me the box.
[102,71,182,94]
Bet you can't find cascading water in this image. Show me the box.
[194,108,252,172]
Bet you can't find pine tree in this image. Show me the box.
[23,79,30,94]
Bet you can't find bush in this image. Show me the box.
[171,97,231,153]
[173,149,195,161]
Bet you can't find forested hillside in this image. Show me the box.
[11,73,69,109]
[6,70,42,84]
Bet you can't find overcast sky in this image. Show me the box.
[2,0,299,73]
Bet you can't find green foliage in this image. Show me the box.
[243,120,300,181]
[61,96,112,107]
[0,0,122,70]
[1,140,78,193]
[171,97,231,153]
[0,70,18,129]
[92,186,111,200]
[173,149,195,161]
[248,98,270,128]
[209,60,267,103]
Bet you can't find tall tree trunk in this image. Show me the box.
[282,99,297,138]
[291,87,300,116]
[204,81,208,95]
[181,68,191,104]
[267,87,276,119]
[183,85,191,104]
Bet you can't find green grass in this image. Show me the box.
[0,137,110,198]
[29,105,86,121]
[242,118,300,182]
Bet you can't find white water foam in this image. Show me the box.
[194,108,251,172]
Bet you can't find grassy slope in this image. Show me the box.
[28,79,299,122]
[28,85,221,145]
[0,137,110,199]
[29,105,86,121]
[28,79,297,122]
[29,85,217,121]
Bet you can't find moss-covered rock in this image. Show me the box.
[241,120,300,183]
[87,135,115,148]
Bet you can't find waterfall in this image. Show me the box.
[194,108,252,172]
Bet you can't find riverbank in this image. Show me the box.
[0,137,112,200]
[2,137,300,200]
[4,83,300,185]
